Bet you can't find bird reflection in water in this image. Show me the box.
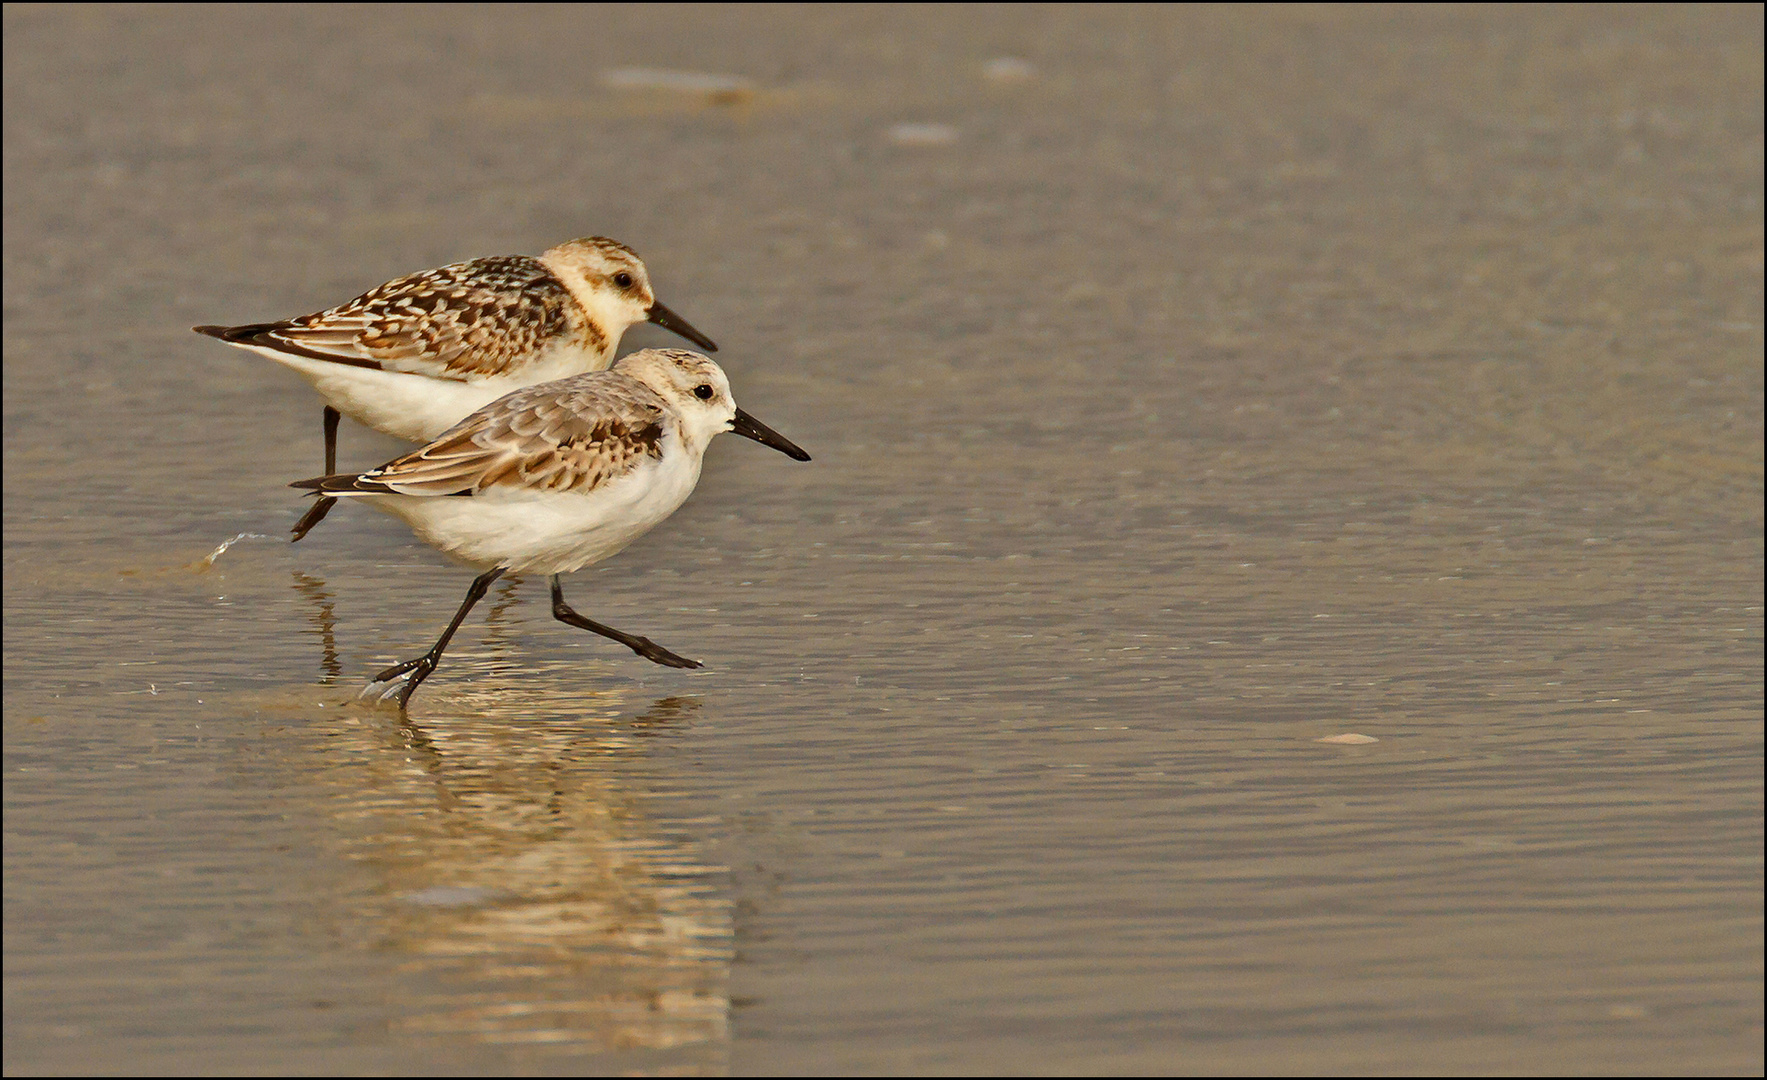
[290,569,524,688]
[290,571,342,683]
[299,639,728,1063]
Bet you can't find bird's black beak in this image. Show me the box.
[647,301,718,352]
[731,408,810,461]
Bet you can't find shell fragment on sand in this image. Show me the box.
[888,122,959,147]
[982,57,1037,83]
[602,68,754,103]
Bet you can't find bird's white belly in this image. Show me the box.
[358,452,704,575]
[247,343,616,443]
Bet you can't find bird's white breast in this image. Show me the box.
[357,436,705,574]
[250,339,619,444]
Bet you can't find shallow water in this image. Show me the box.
[4,5,1762,1074]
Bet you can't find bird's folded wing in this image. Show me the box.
[356,383,668,496]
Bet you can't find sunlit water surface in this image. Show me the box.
[5,6,1761,1074]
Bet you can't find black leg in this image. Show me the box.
[322,405,340,473]
[290,496,337,542]
[291,407,343,542]
[368,567,507,709]
[550,575,702,669]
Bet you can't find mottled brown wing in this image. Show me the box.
[221,256,580,379]
[354,378,670,496]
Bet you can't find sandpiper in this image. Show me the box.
[290,348,809,709]
[197,237,717,540]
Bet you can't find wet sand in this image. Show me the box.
[4,5,1761,1074]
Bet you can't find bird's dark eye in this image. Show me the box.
[613,271,635,289]
[694,384,715,400]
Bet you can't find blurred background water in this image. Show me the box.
[4,5,1761,1074]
